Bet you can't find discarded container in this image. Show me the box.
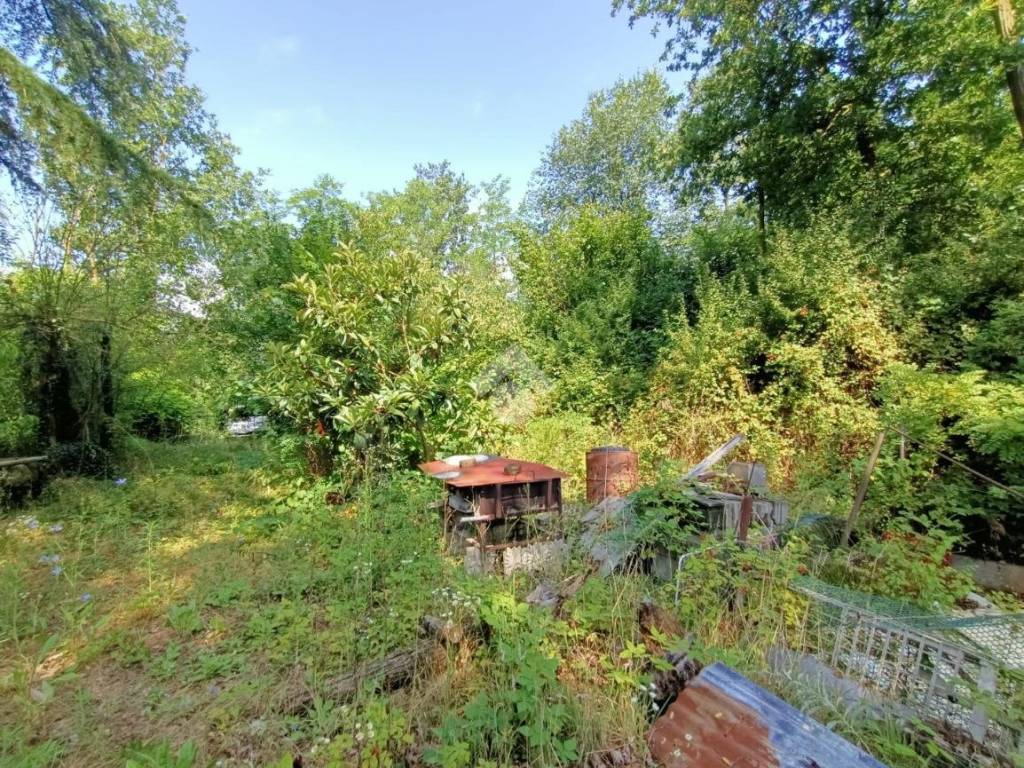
[419,456,567,574]
[586,446,638,504]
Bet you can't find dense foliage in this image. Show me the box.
[0,0,1020,547]
[2,1,1024,765]
[258,244,494,475]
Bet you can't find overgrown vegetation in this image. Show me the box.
[2,0,1024,765]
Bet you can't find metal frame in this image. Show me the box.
[794,580,1023,760]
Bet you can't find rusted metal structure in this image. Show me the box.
[419,455,567,568]
[649,662,888,768]
[585,445,638,504]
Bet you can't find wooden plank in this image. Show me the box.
[454,507,560,525]
[842,430,886,547]
[0,455,47,469]
[465,535,561,552]
[683,434,745,480]
[285,615,455,714]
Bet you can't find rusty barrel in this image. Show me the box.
[586,446,638,504]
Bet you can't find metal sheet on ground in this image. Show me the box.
[649,662,888,768]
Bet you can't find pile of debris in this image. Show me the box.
[581,435,791,578]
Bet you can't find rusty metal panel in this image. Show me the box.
[649,663,888,768]
[419,456,568,488]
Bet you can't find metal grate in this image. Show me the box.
[793,577,1024,761]
[795,577,1024,668]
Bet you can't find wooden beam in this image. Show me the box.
[842,430,886,547]
[0,455,47,469]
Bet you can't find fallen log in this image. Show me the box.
[286,615,461,714]
[525,567,594,612]
[0,455,48,468]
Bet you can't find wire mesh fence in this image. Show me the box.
[793,577,1024,762]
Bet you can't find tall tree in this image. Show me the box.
[1,0,253,452]
[513,205,684,420]
[614,1,1021,247]
[523,71,676,230]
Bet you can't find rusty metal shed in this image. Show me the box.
[649,662,888,768]
[419,455,567,569]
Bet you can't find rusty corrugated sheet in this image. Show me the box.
[418,456,567,488]
[649,663,888,768]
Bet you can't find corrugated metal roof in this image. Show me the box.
[418,456,567,488]
[649,662,889,768]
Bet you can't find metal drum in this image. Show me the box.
[586,446,638,504]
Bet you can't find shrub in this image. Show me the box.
[119,369,195,440]
[257,244,496,475]
[513,206,685,420]
[0,332,37,455]
[823,526,973,610]
[624,221,899,488]
[427,593,578,767]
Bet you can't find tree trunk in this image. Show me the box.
[995,0,1024,143]
[756,183,767,257]
[98,331,115,451]
[27,321,80,448]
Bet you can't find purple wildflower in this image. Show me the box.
[38,554,60,565]
[25,517,39,530]
[49,523,64,534]
[114,477,127,487]
[80,593,92,603]
[50,565,63,577]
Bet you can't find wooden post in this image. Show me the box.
[842,430,886,547]
[737,494,753,543]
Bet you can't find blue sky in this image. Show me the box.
[177,1,671,205]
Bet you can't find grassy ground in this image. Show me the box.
[0,439,650,767]
[0,438,998,767]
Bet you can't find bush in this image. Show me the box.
[257,244,496,475]
[624,221,899,488]
[119,369,195,440]
[47,440,112,476]
[513,206,685,420]
[0,333,37,455]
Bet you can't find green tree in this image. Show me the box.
[614,0,1021,250]
[258,244,495,475]
[523,71,677,230]
[514,205,684,420]
[1,0,255,454]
